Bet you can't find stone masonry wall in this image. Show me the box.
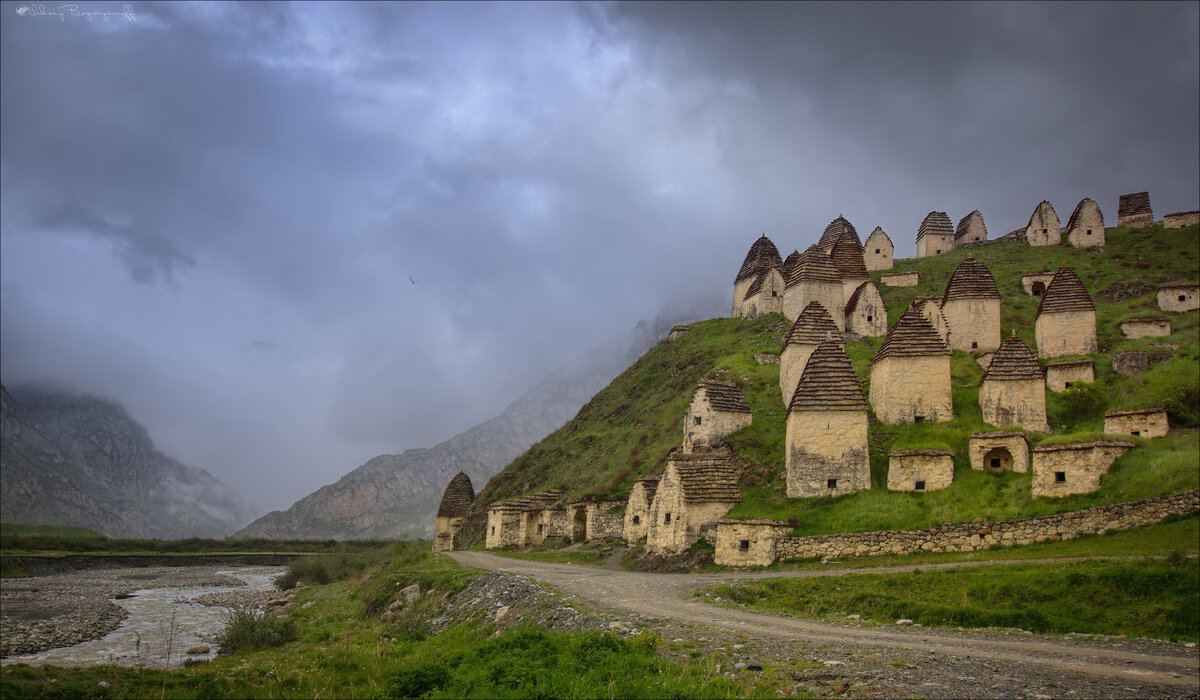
[880,271,919,287]
[771,490,1198,561]
[1021,272,1056,297]
[980,377,1049,433]
[779,342,818,407]
[886,452,954,492]
[1104,410,1169,438]
[864,231,893,272]
[1157,286,1199,313]
[785,409,870,497]
[1112,350,1172,376]
[587,502,625,541]
[624,485,653,544]
[940,298,1001,352]
[968,433,1029,473]
[784,281,845,328]
[1035,310,1097,358]
[1030,442,1135,497]
[845,285,887,338]
[1163,211,1200,228]
[433,515,464,552]
[714,520,792,567]
[1119,318,1172,338]
[869,355,953,424]
[684,390,753,451]
[916,233,953,258]
[1045,362,1094,391]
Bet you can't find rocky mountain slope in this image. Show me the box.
[0,384,256,539]
[236,301,722,540]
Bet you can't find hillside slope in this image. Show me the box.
[476,224,1199,534]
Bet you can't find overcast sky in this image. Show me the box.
[2,1,1197,514]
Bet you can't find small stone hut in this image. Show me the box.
[940,255,1001,352]
[830,236,870,306]
[1117,192,1153,228]
[870,306,953,424]
[785,338,870,498]
[1025,200,1062,246]
[1118,316,1172,339]
[738,266,785,318]
[1031,440,1134,497]
[684,380,752,451]
[647,448,742,554]
[1035,265,1096,358]
[864,227,894,271]
[954,210,988,246]
[714,519,792,567]
[912,297,950,344]
[1065,197,1105,248]
[1163,211,1200,228]
[1156,281,1199,312]
[1021,272,1056,298]
[880,271,919,287]
[817,215,859,252]
[844,282,887,338]
[623,476,660,544]
[916,211,954,258]
[887,449,954,492]
[485,488,569,549]
[732,235,783,317]
[1045,359,1094,392]
[979,335,1048,433]
[783,245,845,328]
[779,301,840,406]
[968,432,1029,473]
[668,325,691,341]
[1104,408,1169,438]
[433,472,475,552]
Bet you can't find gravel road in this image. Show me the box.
[448,551,1200,699]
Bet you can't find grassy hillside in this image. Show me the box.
[480,224,1199,534]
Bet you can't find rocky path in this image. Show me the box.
[448,551,1200,699]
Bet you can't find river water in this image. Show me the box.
[2,566,284,668]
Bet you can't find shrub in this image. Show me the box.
[383,660,451,698]
[214,606,297,655]
[1047,382,1109,429]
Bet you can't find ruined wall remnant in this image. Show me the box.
[646,449,741,554]
[786,339,870,498]
[1065,198,1105,248]
[881,271,919,287]
[1112,350,1172,376]
[714,519,792,567]
[870,306,952,424]
[783,245,845,327]
[1156,282,1199,313]
[968,432,1029,473]
[864,227,894,272]
[623,476,660,544]
[1021,272,1056,298]
[683,380,752,451]
[1118,316,1172,339]
[1117,192,1153,228]
[779,301,840,406]
[1163,211,1200,228]
[433,472,476,552]
[886,449,955,492]
[844,282,887,338]
[1025,200,1062,246]
[1045,360,1094,392]
[586,500,625,541]
[732,235,783,318]
[1035,265,1096,358]
[979,335,1048,433]
[940,256,1001,352]
[1030,440,1135,497]
[1104,408,1169,438]
[915,211,954,258]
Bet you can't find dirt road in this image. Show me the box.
[448,551,1199,698]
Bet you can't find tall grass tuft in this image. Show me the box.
[214,606,297,655]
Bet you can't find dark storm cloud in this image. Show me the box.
[2,1,1196,514]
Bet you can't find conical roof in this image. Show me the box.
[1037,265,1094,315]
[783,301,840,349]
[982,335,1043,382]
[955,210,988,241]
[818,215,857,250]
[782,249,801,280]
[1066,197,1104,231]
[436,472,475,517]
[916,211,953,242]
[698,380,751,413]
[830,237,868,278]
[785,245,841,287]
[942,255,1000,302]
[735,235,783,283]
[873,305,951,362]
[789,338,867,412]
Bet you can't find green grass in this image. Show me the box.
[700,556,1200,642]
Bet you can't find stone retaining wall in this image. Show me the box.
[767,490,1197,561]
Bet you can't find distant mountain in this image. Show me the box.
[1,383,256,539]
[236,297,723,540]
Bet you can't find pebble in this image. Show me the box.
[895,619,914,626]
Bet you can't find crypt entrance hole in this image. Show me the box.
[984,447,1013,472]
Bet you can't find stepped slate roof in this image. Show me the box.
[782,249,802,280]
[982,335,1043,382]
[1104,407,1167,418]
[916,211,953,242]
[670,451,742,504]
[873,305,951,362]
[830,237,869,278]
[942,255,1001,302]
[698,380,752,413]
[1037,265,1094,315]
[436,472,476,517]
[735,235,783,283]
[1066,197,1104,231]
[783,301,840,349]
[492,488,568,513]
[1117,192,1151,218]
[845,282,883,316]
[788,338,867,412]
[818,215,858,250]
[785,245,842,287]
[633,476,660,503]
[743,271,767,299]
[955,210,988,241]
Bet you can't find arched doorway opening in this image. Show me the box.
[571,507,587,543]
[984,447,1013,472]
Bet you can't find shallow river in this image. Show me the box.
[3,566,284,668]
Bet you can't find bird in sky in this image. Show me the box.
[409,276,419,285]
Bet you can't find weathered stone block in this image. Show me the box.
[1118,316,1172,339]
[869,355,953,424]
[1111,350,1171,376]
[1104,408,1169,438]
[886,450,954,492]
[1030,440,1135,497]
[785,410,870,497]
[1045,360,1094,392]
[968,432,1029,473]
[713,519,791,567]
[1157,283,1199,312]
[1035,310,1097,358]
[880,271,919,287]
[1163,211,1199,228]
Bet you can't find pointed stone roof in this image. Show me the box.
[916,211,953,243]
[942,255,1000,302]
[437,472,476,517]
[955,210,988,241]
[865,227,892,246]
[1027,200,1060,228]
[1117,192,1151,218]
[671,451,742,504]
[873,305,951,362]
[788,338,866,412]
[845,282,882,317]
[633,475,660,503]
[698,380,751,413]
[830,237,868,278]
[785,245,842,288]
[1037,265,1094,315]
[735,235,783,283]
[782,249,801,279]
[782,301,840,349]
[982,335,1043,382]
[818,215,857,250]
[1066,197,1104,231]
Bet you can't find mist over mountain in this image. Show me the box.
[0,383,256,538]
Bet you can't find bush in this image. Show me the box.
[214,606,297,655]
[1047,382,1109,429]
[384,660,451,698]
